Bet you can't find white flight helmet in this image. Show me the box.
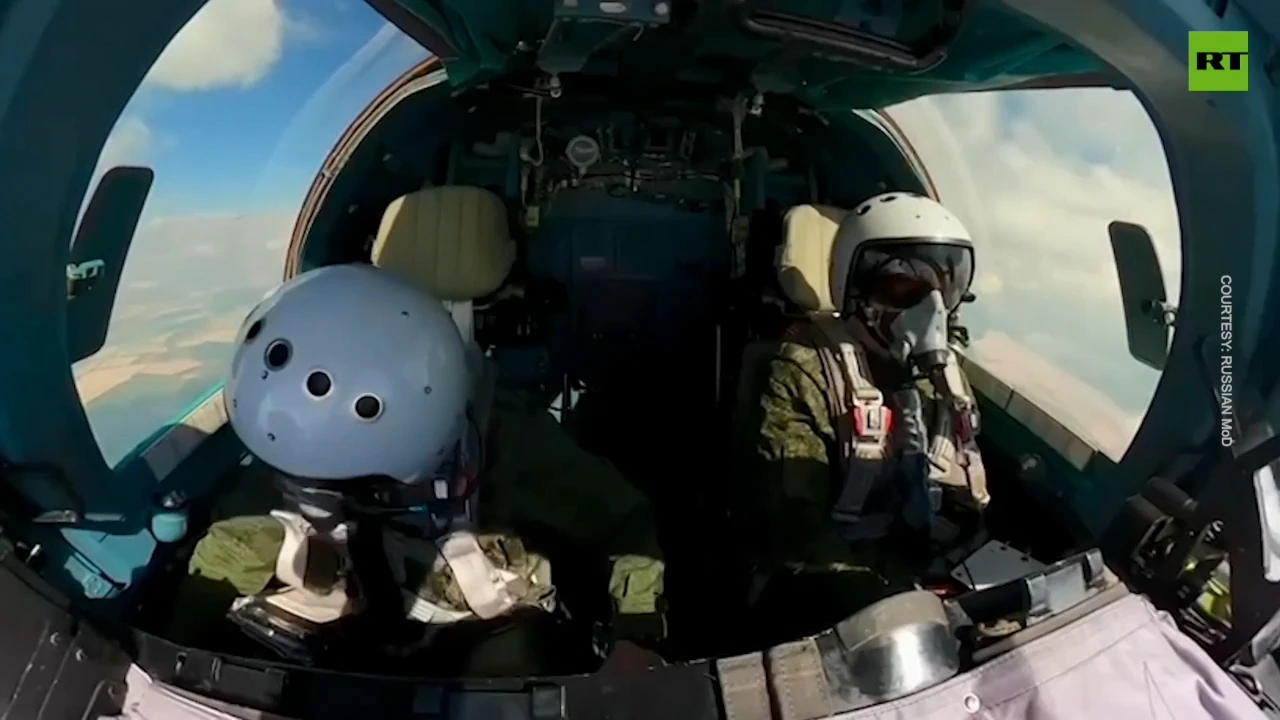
[830,192,976,314]
[225,263,470,484]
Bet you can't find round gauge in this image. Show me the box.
[565,134,601,173]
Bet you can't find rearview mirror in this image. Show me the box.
[1108,221,1175,372]
[67,166,153,363]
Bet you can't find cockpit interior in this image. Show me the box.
[121,58,1109,679]
[3,0,1275,715]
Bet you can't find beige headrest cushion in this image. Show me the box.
[372,186,516,302]
[778,204,849,312]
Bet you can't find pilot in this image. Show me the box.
[170,263,666,674]
[745,192,989,642]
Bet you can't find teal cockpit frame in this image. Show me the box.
[0,0,1276,612]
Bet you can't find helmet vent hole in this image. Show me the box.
[305,371,333,398]
[245,319,263,342]
[855,204,871,216]
[265,340,292,370]
[881,194,898,202]
[401,310,410,317]
[354,394,383,421]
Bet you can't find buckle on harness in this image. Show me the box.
[852,400,893,442]
[952,406,978,443]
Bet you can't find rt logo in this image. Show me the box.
[1189,31,1249,92]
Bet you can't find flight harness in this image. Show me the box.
[385,344,557,627]
[249,344,556,637]
[805,315,989,533]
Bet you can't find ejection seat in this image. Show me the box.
[730,203,849,548]
[372,185,516,342]
[733,204,849,438]
[734,202,991,518]
[371,185,518,424]
[728,203,854,611]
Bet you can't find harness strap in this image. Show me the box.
[716,653,771,720]
[807,316,891,524]
[715,638,857,720]
[804,315,991,520]
[272,510,313,592]
[437,531,516,620]
[270,510,351,594]
[262,511,355,624]
[381,526,554,626]
[766,638,836,720]
[928,352,990,508]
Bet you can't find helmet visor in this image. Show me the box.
[844,241,974,312]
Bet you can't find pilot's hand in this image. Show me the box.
[599,640,665,674]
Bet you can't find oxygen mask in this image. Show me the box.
[845,243,976,412]
[888,288,951,372]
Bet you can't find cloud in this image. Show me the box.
[890,89,1179,307]
[85,211,291,349]
[73,0,415,464]
[254,22,428,204]
[80,115,156,228]
[75,211,293,464]
[973,272,1004,297]
[887,88,1180,458]
[86,0,308,188]
[83,0,292,210]
[283,8,329,45]
[969,332,1142,461]
[143,0,288,92]
[98,115,153,169]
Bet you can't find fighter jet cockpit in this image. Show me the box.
[124,52,1127,690]
[5,0,1277,718]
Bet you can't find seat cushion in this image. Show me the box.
[777,204,849,312]
[372,186,516,301]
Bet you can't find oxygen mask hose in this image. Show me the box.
[886,289,962,564]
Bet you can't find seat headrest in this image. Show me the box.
[777,204,848,313]
[372,186,517,302]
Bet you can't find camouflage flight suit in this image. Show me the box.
[171,388,665,657]
[743,321,984,642]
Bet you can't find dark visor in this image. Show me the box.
[844,239,975,312]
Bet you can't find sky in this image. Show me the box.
[886,88,1181,459]
[93,0,427,217]
[75,0,428,463]
[73,0,1180,467]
